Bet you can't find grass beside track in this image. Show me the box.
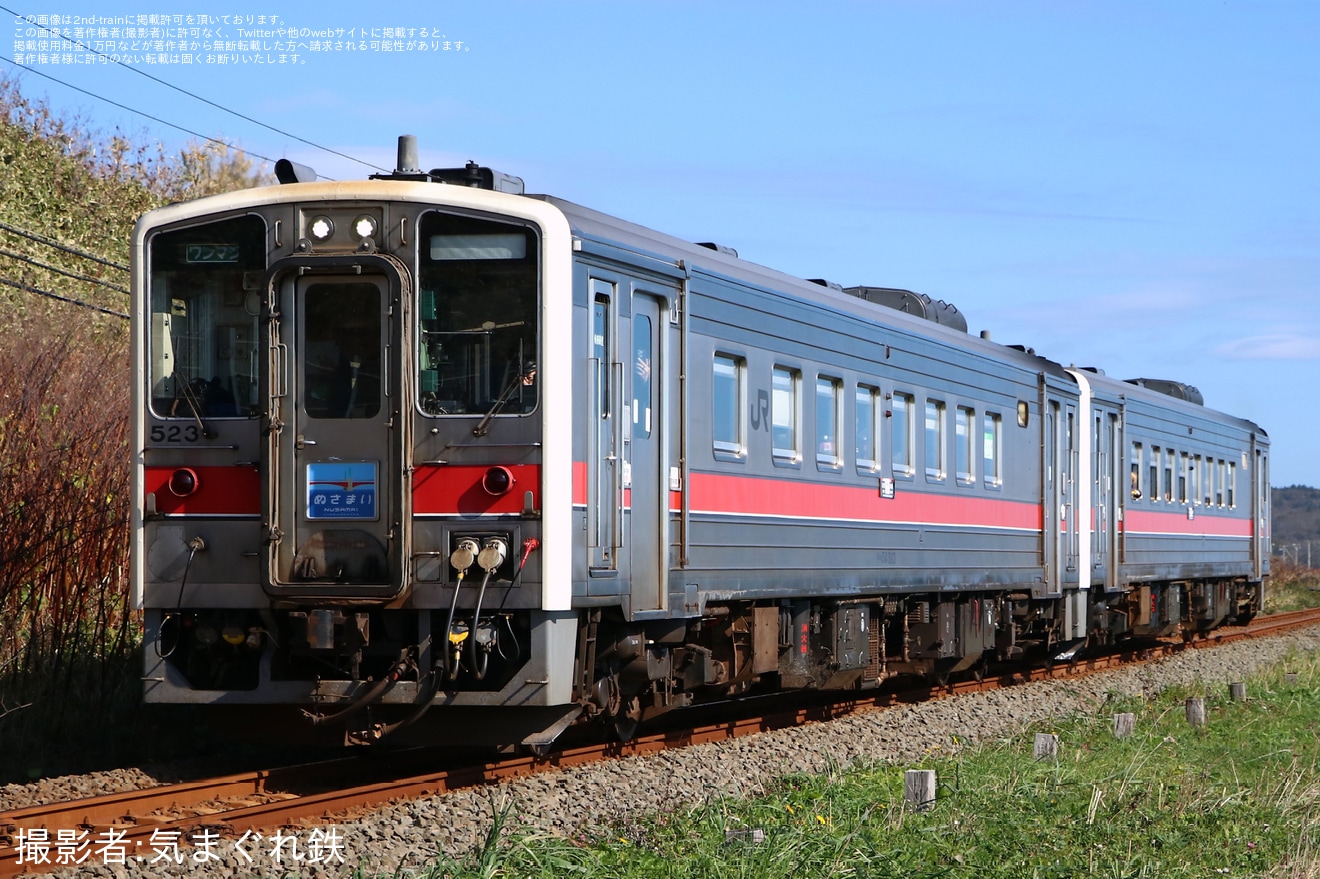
[1267,563,1320,615]
[373,645,1320,879]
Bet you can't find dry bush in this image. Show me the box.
[0,74,274,774]
[0,321,132,724]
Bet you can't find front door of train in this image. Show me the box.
[264,268,407,597]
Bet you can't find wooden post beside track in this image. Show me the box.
[904,769,936,811]
[1185,696,1206,727]
[1113,713,1136,739]
[724,828,766,845]
[1034,733,1059,761]
[1229,682,1247,701]
[1285,673,1300,685]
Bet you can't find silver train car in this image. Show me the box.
[132,138,1270,745]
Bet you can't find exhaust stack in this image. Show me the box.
[396,135,420,175]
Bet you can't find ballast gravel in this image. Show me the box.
[14,626,1320,878]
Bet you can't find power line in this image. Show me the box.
[1,6,389,174]
[0,248,129,295]
[0,220,128,272]
[0,276,128,319]
[0,55,286,169]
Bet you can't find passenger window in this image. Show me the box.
[772,366,800,462]
[892,392,914,477]
[855,385,879,471]
[1178,452,1189,504]
[1227,461,1236,508]
[955,406,975,485]
[633,315,652,439]
[983,412,1002,487]
[816,376,842,468]
[1163,452,1173,502]
[1149,447,1161,503]
[925,399,946,481]
[1216,459,1225,506]
[593,292,610,419]
[712,354,744,458]
[1130,442,1143,500]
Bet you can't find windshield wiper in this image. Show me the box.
[472,363,534,438]
[177,378,219,440]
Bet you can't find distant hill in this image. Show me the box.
[1273,486,1320,562]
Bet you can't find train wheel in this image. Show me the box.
[612,696,642,743]
[930,660,955,688]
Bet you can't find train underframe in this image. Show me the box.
[157,574,1262,745]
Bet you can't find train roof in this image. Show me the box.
[531,194,1075,380]
[533,193,1266,439]
[1078,367,1266,438]
[136,164,1264,439]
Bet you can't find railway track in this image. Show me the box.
[3,606,1318,876]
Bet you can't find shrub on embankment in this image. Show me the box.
[0,324,136,771]
[0,74,267,777]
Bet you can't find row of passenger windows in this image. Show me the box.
[713,354,1004,487]
[1129,442,1236,508]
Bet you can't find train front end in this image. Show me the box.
[131,150,579,743]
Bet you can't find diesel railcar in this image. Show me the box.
[132,137,1270,746]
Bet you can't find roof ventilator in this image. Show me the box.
[1125,378,1204,406]
[844,286,968,333]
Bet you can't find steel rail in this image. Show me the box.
[3,606,1319,876]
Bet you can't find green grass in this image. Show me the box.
[362,651,1320,879]
[1266,562,1320,614]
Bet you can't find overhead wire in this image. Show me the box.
[0,54,287,169]
[0,219,130,311]
[0,276,128,319]
[1,9,392,317]
[0,219,128,273]
[0,4,389,174]
[0,247,128,294]
[0,221,130,314]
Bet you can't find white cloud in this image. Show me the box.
[1213,333,1320,360]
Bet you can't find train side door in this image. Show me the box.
[264,270,406,597]
[1096,406,1121,591]
[1043,395,1069,595]
[1062,400,1079,582]
[1043,397,1058,595]
[1252,443,1270,579]
[1042,387,1080,595]
[588,280,619,576]
[626,291,668,613]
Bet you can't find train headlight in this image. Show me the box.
[482,466,515,496]
[309,215,334,241]
[168,467,200,497]
[351,214,378,240]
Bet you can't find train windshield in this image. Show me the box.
[417,211,539,416]
[146,215,267,418]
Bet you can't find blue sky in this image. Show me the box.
[7,1,1318,486]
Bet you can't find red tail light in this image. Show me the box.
[168,468,200,497]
